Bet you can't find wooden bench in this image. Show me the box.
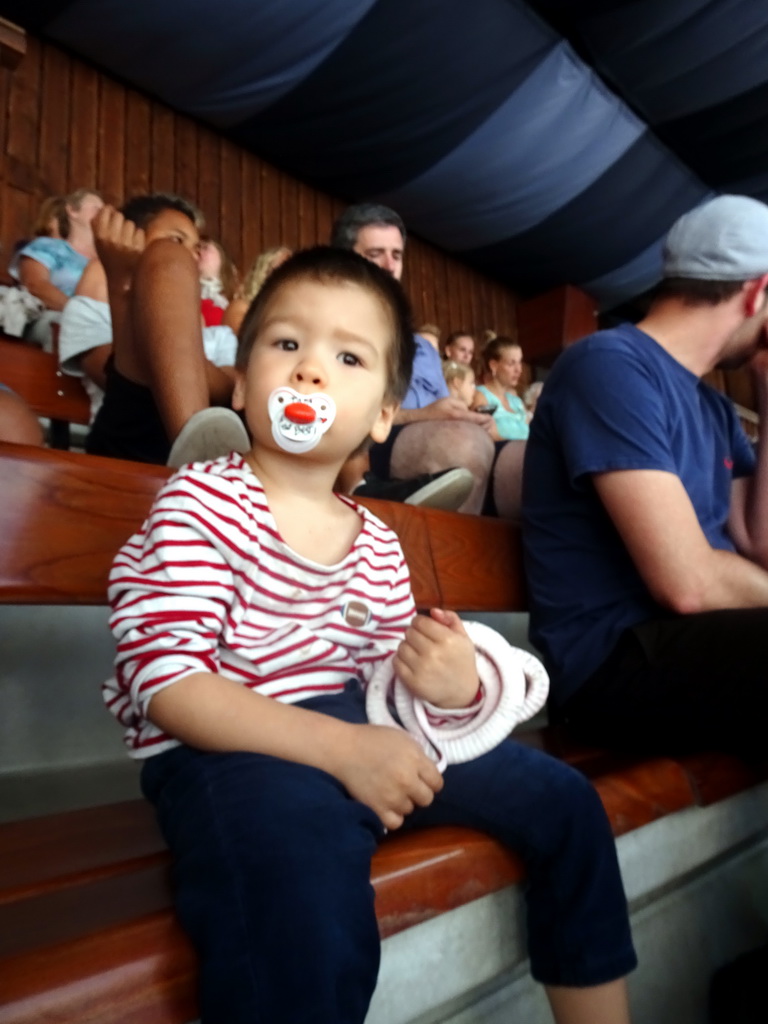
[0,333,91,449]
[0,441,766,1024]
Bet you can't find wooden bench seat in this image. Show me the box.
[0,441,766,1023]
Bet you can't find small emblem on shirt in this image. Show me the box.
[724,457,734,470]
[343,600,371,628]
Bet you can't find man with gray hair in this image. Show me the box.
[332,203,523,516]
[523,194,768,757]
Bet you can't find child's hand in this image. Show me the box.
[394,609,480,709]
[335,724,443,831]
[93,205,146,283]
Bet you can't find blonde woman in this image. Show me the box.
[473,335,529,441]
[224,246,292,334]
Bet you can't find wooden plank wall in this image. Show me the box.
[0,34,519,341]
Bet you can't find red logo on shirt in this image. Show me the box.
[724,457,734,470]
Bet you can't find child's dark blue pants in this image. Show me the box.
[141,685,635,1023]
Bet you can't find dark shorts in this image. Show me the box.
[86,358,170,464]
[558,608,768,759]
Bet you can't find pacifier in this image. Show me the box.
[268,387,336,453]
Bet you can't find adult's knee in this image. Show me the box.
[493,440,526,519]
[391,420,493,479]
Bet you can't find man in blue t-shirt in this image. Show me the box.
[523,195,768,756]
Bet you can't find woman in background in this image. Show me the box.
[473,335,529,441]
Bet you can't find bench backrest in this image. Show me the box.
[0,442,526,611]
[0,335,90,427]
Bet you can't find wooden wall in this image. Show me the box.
[0,34,519,341]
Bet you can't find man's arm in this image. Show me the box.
[594,468,768,612]
[395,396,493,428]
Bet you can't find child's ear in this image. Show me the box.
[232,370,246,411]
[370,400,398,445]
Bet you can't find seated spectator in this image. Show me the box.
[60,290,237,424]
[443,330,475,367]
[442,360,476,408]
[199,237,237,327]
[85,195,245,465]
[8,188,104,347]
[0,196,68,336]
[417,322,441,351]
[104,245,636,1024]
[0,385,43,446]
[224,246,292,334]
[523,193,768,760]
[474,336,529,441]
[331,203,503,514]
[29,195,69,242]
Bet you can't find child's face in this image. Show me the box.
[449,372,475,408]
[457,372,475,407]
[197,240,222,278]
[233,278,397,460]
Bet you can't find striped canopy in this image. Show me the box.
[7,0,768,308]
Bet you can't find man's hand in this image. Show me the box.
[93,205,146,286]
[334,724,443,830]
[394,609,480,709]
[397,397,494,429]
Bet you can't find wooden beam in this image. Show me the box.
[517,284,598,367]
[0,19,26,71]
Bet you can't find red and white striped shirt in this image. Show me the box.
[104,453,415,757]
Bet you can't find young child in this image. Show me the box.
[104,247,636,1024]
[443,358,477,409]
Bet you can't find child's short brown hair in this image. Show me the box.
[236,246,415,403]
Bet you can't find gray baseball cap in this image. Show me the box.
[664,194,768,281]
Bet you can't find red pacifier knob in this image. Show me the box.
[284,401,316,424]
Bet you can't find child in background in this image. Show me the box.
[198,237,238,327]
[105,247,635,1024]
[443,358,477,409]
[224,245,293,334]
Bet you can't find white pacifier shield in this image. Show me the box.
[268,387,336,453]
